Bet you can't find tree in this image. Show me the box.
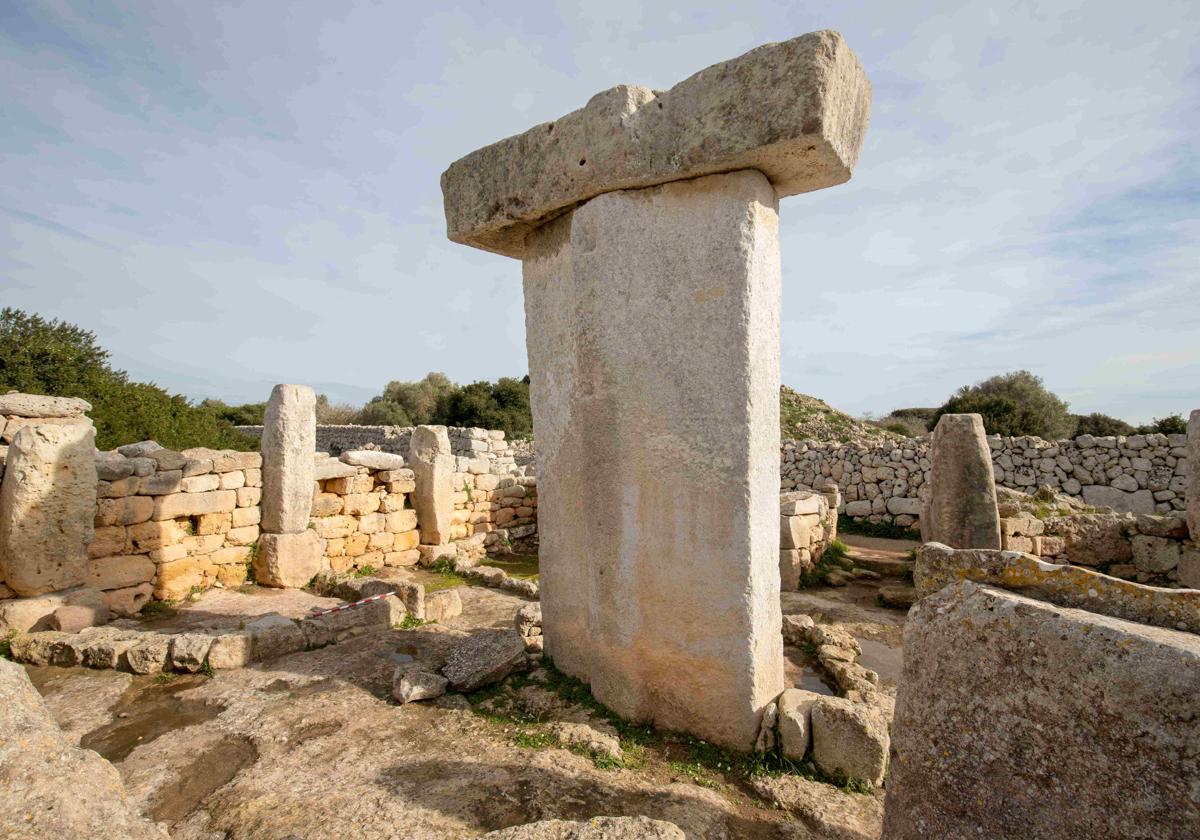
[436,376,532,438]
[315,394,359,424]
[1073,412,1134,437]
[355,372,455,426]
[0,308,253,451]
[930,370,1074,440]
[198,398,267,426]
[1138,414,1187,435]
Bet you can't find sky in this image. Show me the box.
[2,1,1197,423]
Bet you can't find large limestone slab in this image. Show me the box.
[0,660,168,839]
[920,413,1001,549]
[523,170,785,749]
[0,422,97,596]
[915,542,1200,634]
[260,384,316,533]
[0,392,91,417]
[442,30,870,258]
[254,530,326,589]
[884,581,1200,839]
[1187,408,1199,541]
[409,425,454,545]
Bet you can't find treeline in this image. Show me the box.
[209,372,534,440]
[874,371,1187,439]
[0,308,253,451]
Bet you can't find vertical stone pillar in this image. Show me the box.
[921,414,1002,549]
[439,31,870,749]
[1187,409,1199,542]
[410,425,454,546]
[524,171,784,746]
[256,384,322,588]
[0,422,97,596]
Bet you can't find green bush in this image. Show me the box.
[1138,414,1187,435]
[0,308,252,451]
[1072,412,1134,437]
[930,370,1073,440]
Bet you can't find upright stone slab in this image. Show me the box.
[441,31,870,750]
[884,581,1200,838]
[260,384,316,534]
[1187,408,1199,542]
[0,423,97,596]
[523,170,785,747]
[409,425,454,546]
[920,414,1001,549]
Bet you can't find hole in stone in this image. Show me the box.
[547,123,554,133]
[657,101,663,109]
[578,159,586,166]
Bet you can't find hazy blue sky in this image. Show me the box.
[2,1,1197,422]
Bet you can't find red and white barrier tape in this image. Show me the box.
[308,590,396,617]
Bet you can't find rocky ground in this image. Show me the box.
[21,552,911,840]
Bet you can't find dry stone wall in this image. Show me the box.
[784,431,1190,523]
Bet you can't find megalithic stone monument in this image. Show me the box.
[920,414,1002,549]
[441,31,871,749]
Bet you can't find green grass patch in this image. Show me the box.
[797,540,852,588]
[140,599,177,618]
[154,672,177,685]
[838,515,921,541]
[396,614,426,630]
[353,564,379,578]
[512,731,556,749]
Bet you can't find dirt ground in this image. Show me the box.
[25,561,909,840]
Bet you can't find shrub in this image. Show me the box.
[0,308,253,451]
[930,370,1073,440]
[1138,414,1187,435]
[1072,412,1134,437]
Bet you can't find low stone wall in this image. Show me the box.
[779,488,839,589]
[309,453,420,571]
[784,431,1190,523]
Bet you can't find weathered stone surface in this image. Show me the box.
[248,613,305,661]
[0,392,91,417]
[810,696,889,786]
[101,582,153,617]
[313,457,358,480]
[514,601,542,635]
[152,488,236,520]
[169,632,213,672]
[884,581,1200,839]
[340,449,405,470]
[392,666,449,703]
[441,30,870,259]
[124,633,172,673]
[0,585,105,634]
[49,603,108,633]
[751,775,882,840]
[254,530,326,589]
[915,542,1200,633]
[551,720,622,761]
[207,631,252,669]
[424,588,463,623]
[116,439,161,458]
[441,628,527,692]
[777,687,823,761]
[522,170,785,749]
[1081,484,1156,514]
[1043,512,1135,566]
[410,425,455,545]
[0,422,97,595]
[0,660,169,839]
[480,817,685,840]
[921,414,1000,549]
[1188,409,1199,541]
[261,383,316,533]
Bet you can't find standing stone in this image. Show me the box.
[410,425,454,545]
[260,384,316,534]
[0,423,97,596]
[440,31,870,750]
[1187,409,1199,542]
[884,581,1200,839]
[921,414,1001,549]
[522,170,786,749]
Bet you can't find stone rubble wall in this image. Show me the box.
[779,488,840,590]
[784,431,1190,524]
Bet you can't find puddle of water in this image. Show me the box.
[385,652,415,665]
[783,646,838,697]
[855,637,904,687]
[80,675,220,763]
[146,735,258,824]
